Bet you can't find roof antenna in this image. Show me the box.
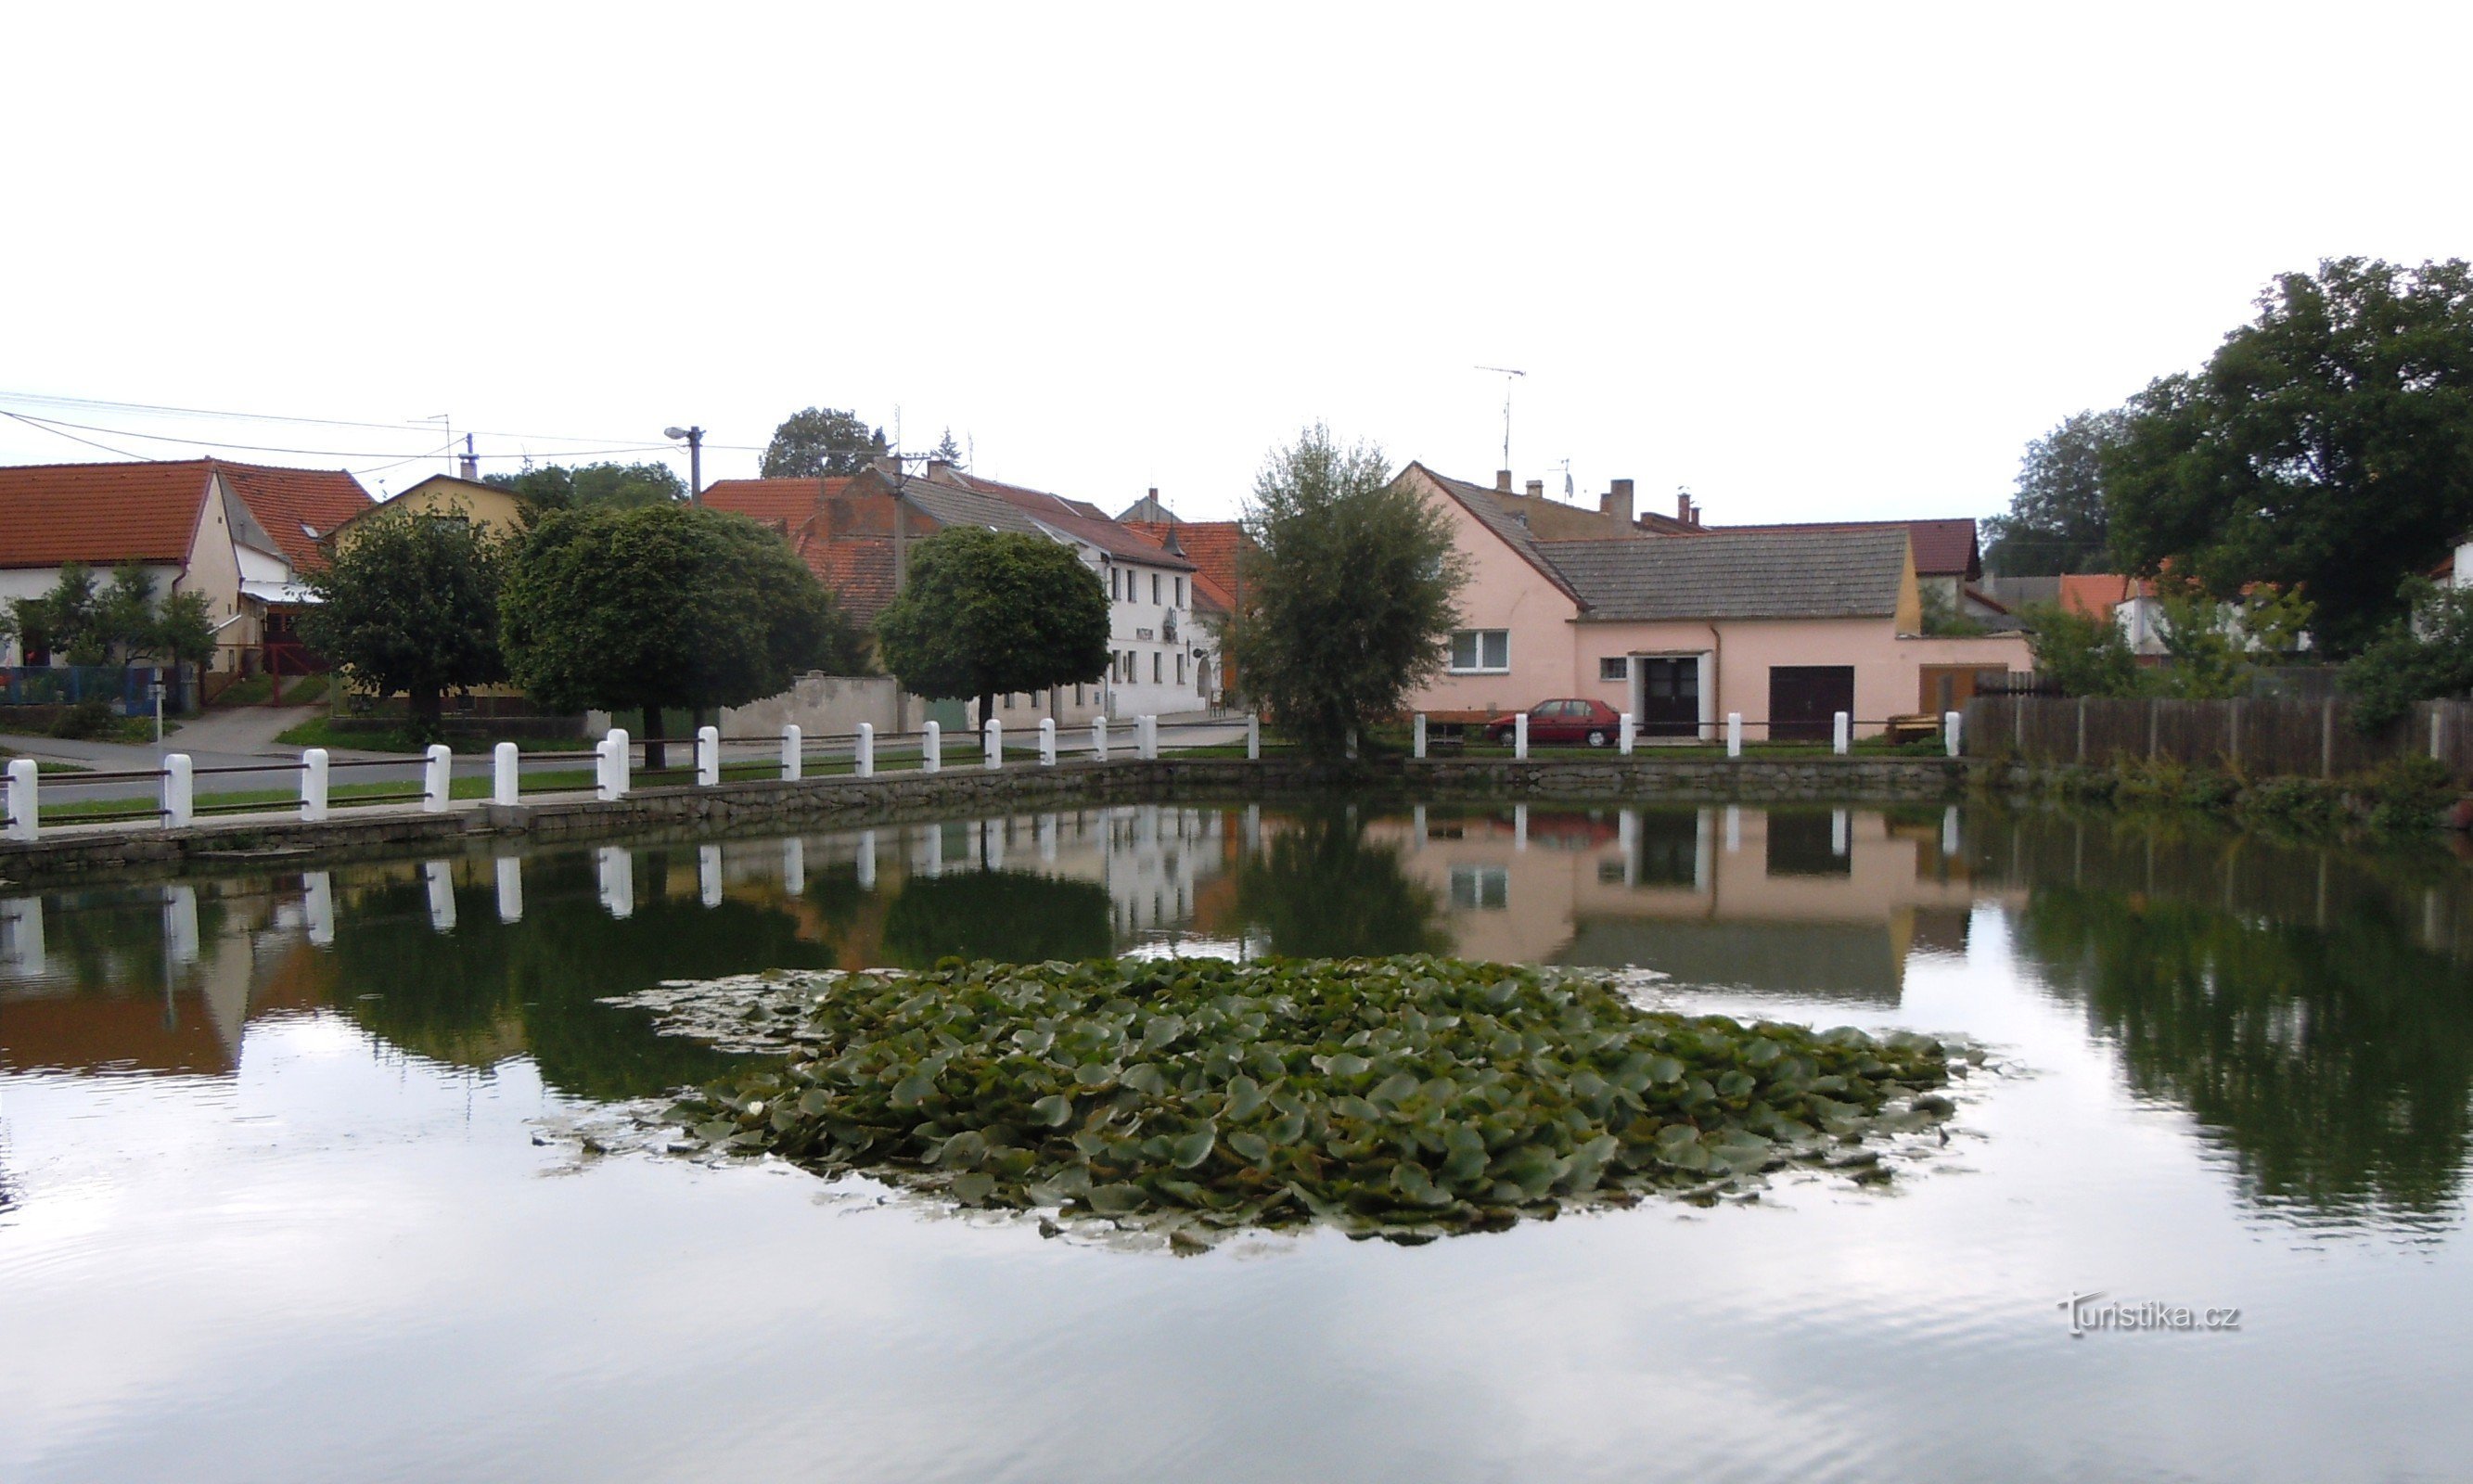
[1475,366,1526,471]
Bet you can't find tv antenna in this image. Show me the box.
[1475,365,1525,470]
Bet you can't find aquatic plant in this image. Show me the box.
[643,955,1966,1243]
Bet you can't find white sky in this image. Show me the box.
[5,3,2467,527]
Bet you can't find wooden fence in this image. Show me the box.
[1965,695,2473,783]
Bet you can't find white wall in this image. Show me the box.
[0,563,187,667]
[1097,556,1212,719]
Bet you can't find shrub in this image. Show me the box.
[49,698,117,739]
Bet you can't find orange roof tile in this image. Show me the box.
[1121,518,1249,612]
[702,477,848,532]
[0,460,211,569]
[2057,573,2139,618]
[799,535,899,623]
[215,461,374,570]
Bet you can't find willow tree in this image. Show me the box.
[1229,425,1466,758]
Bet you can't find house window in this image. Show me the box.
[1175,576,1185,608]
[1152,651,1162,683]
[1176,654,1186,684]
[1449,864,1509,910]
[1151,572,1161,604]
[1449,629,1510,673]
[1599,656,1630,683]
[1109,568,1120,601]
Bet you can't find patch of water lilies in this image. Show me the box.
[629,955,1973,1244]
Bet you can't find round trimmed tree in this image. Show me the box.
[874,527,1110,726]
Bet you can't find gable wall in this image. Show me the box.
[1403,473,1583,715]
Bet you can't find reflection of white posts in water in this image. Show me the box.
[854,722,873,778]
[1941,806,1960,858]
[1724,805,1741,853]
[1514,712,1528,760]
[984,717,1003,770]
[163,883,199,964]
[921,721,942,774]
[303,870,335,946]
[782,724,803,782]
[1831,809,1850,857]
[5,757,36,841]
[855,829,878,891]
[782,838,805,896]
[597,846,635,918]
[1618,809,1636,886]
[1514,803,1529,851]
[424,861,456,932]
[1832,711,1851,756]
[697,725,721,787]
[301,748,329,823]
[1039,717,1057,766]
[1244,803,1261,853]
[493,742,519,806]
[495,855,523,923]
[1726,711,1742,758]
[1247,714,1260,761]
[599,728,630,800]
[984,820,1006,872]
[1038,812,1058,864]
[1695,808,1714,892]
[1,896,45,976]
[1414,713,1427,760]
[1345,728,1357,761]
[700,845,723,907]
[1139,803,1160,849]
[919,825,943,877]
[1413,804,1427,850]
[1943,710,1963,757]
[1092,716,1109,762]
[163,753,195,828]
[423,745,452,813]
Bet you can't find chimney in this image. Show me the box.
[1495,469,1513,493]
[873,454,905,480]
[1601,478,1634,526]
[457,434,479,482]
[925,459,955,480]
[1676,491,1696,526]
[1524,480,1544,501]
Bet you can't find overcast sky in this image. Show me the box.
[6,3,2467,527]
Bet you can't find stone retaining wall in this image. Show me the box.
[0,755,1967,887]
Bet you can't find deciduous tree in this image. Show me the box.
[873,527,1109,728]
[1983,409,2126,576]
[1228,426,1466,758]
[762,406,888,479]
[484,462,686,519]
[301,504,508,740]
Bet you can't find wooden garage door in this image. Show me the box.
[1768,665,1854,743]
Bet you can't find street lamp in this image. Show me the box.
[663,426,705,503]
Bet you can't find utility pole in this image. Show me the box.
[663,426,705,502]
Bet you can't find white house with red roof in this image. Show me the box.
[0,458,373,670]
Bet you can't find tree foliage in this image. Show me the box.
[2343,580,2473,731]
[9,561,214,668]
[930,427,964,463]
[761,406,888,479]
[2104,257,2473,656]
[484,462,686,520]
[301,504,509,738]
[874,527,1109,726]
[2019,602,2140,697]
[1229,426,1466,758]
[501,503,864,763]
[1983,409,2126,576]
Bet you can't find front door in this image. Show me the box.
[1635,658,1699,737]
[1768,665,1854,743]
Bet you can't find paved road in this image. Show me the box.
[4,714,1254,807]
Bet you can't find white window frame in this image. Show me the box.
[1599,655,1630,683]
[1449,629,1511,674]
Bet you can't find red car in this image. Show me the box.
[1486,697,1623,747]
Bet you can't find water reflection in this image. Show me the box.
[9,800,2473,1233]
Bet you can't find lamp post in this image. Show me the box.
[663,425,705,503]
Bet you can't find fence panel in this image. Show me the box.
[1967,695,2473,784]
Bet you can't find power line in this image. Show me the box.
[0,410,680,464]
[0,390,768,453]
[0,410,147,460]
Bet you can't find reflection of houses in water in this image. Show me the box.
[1376,804,2004,1004]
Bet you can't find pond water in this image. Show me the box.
[4,800,2471,1482]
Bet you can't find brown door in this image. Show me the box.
[1636,658,1700,736]
[1769,665,1854,742]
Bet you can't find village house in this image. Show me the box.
[1398,463,2031,737]
[1638,497,2015,631]
[327,471,529,544]
[1118,488,1252,707]
[0,458,372,674]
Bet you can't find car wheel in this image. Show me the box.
[1586,729,1608,748]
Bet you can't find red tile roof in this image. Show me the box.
[2057,573,2139,618]
[216,461,374,570]
[799,536,899,623]
[702,477,848,532]
[1121,519,1247,611]
[939,470,1195,569]
[0,460,213,569]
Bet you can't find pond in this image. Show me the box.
[4,799,2472,1482]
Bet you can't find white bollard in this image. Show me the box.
[5,757,35,842]
[599,727,630,800]
[1833,710,1852,756]
[493,742,519,806]
[594,736,611,799]
[1139,715,1159,760]
[1092,715,1109,762]
[423,744,452,812]
[697,725,720,787]
[922,720,942,774]
[782,724,802,782]
[1619,712,1635,756]
[1414,713,1428,760]
[163,753,194,828]
[1247,713,1260,761]
[855,722,874,778]
[1514,712,1529,760]
[301,748,329,823]
[985,716,1003,770]
[1726,711,1743,758]
[1039,717,1057,766]
[1944,710,1963,757]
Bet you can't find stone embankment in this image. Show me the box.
[0,754,1967,887]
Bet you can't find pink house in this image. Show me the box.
[1398,464,2031,738]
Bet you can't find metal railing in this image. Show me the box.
[1406,709,1964,761]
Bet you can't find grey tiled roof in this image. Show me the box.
[1542,527,1909,620]
[1407,464,1585,604]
